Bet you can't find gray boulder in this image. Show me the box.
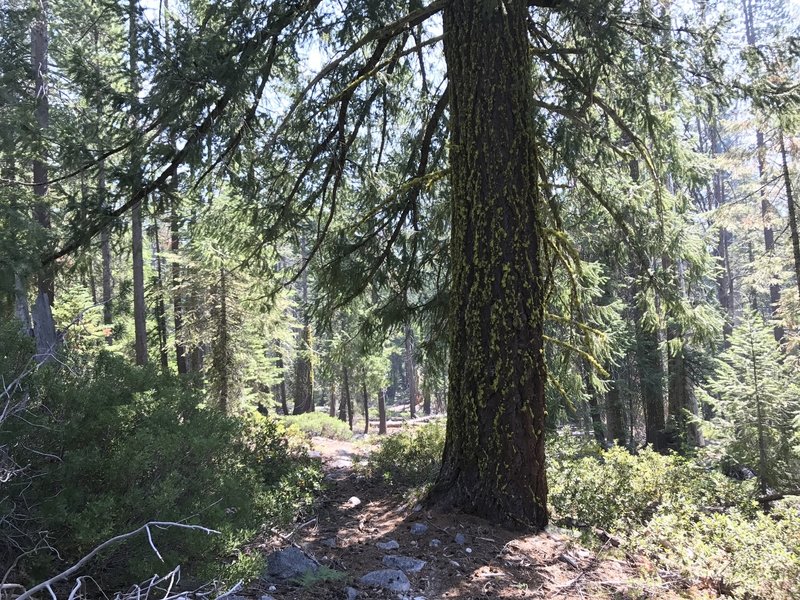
[359,569,411,593]
[264,546,318,580]
[382,555,426,573]
[409,523,428,535]
[376,539,400,551]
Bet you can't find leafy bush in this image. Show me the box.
[367,422,445,485]
[1,352,322,589]
[548,431,799,599]
[281,412,353,440]
[548,433,757,530]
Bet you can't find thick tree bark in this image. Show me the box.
[404,323,418,418]
[429,0,548,529]
[378,388,387,434]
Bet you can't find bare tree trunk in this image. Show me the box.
[342,365,353,431]
[362,381,369,434]
[605,370,627,447]
[378,388,387,434]
[129,0,147,365]
[780,130,800,300]
[151,222,169,370]
[213,268,230,412]
[30,0,57,361]
[404,323,417,419]
[329,379,336,417]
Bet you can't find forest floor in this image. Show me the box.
[245,430,713,600]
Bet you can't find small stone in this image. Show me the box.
[308,450,322,458]
[465,547,472,554]
[322,538,337,547]
[410,523,428,535]
[382,555,426,573]
[268,586,276,592]
[454,533,466,545]
[376,539,400,550]
[428,538,441,548]
[260,596,276,600]
[348,496,362,507]
[449,560,460,568]
[345,586,359,600]
[412,503,423,512]
[359,569,411,593]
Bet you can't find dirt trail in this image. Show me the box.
[252,435,706,600]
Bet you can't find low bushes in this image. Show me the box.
[367,422,445,485]
[1,351,322,590]
[281,412,354,440]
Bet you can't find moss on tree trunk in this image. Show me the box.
[429,0,548,530]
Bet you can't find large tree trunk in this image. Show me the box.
[404,323,417,418]
[129,0,147,365]
[429,0,547,530]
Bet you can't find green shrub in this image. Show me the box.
[367,422,445,485]
[1,352,322,588]
[281,412,353,440]
[548,433,757,530]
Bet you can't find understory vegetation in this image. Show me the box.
[0,331,322,590]
[368,423,800,599]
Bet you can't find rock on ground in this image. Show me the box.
[359,569,411,593]
[263,547,318,580]
[376,539,400,550]
[382,555,426,573]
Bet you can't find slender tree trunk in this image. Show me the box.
[780,130,800,300]
[748,326,769,495]
[583,365,607,447]
[605,370,627,447]
[151,223,169,370]
[404,323,417,418]
[129,0,147,365]
[329,379,336,417]
[275,346,289,414]
[96,24,113,344]
[741,0,782,341]
[293,323,314,414]
[171,200,187,372]
[633,295,666,452]
[30,0,57,361]
[213,268,230,412]
[378,388,387,434]
[293,237,314,413]
[710,120,734,343]
[341,365,353,430]
[362,381,369,434]
[430,0,547,529]
[423,385,432,416]
[338,366,348,423]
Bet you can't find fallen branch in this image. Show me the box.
[13,522,219,600]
